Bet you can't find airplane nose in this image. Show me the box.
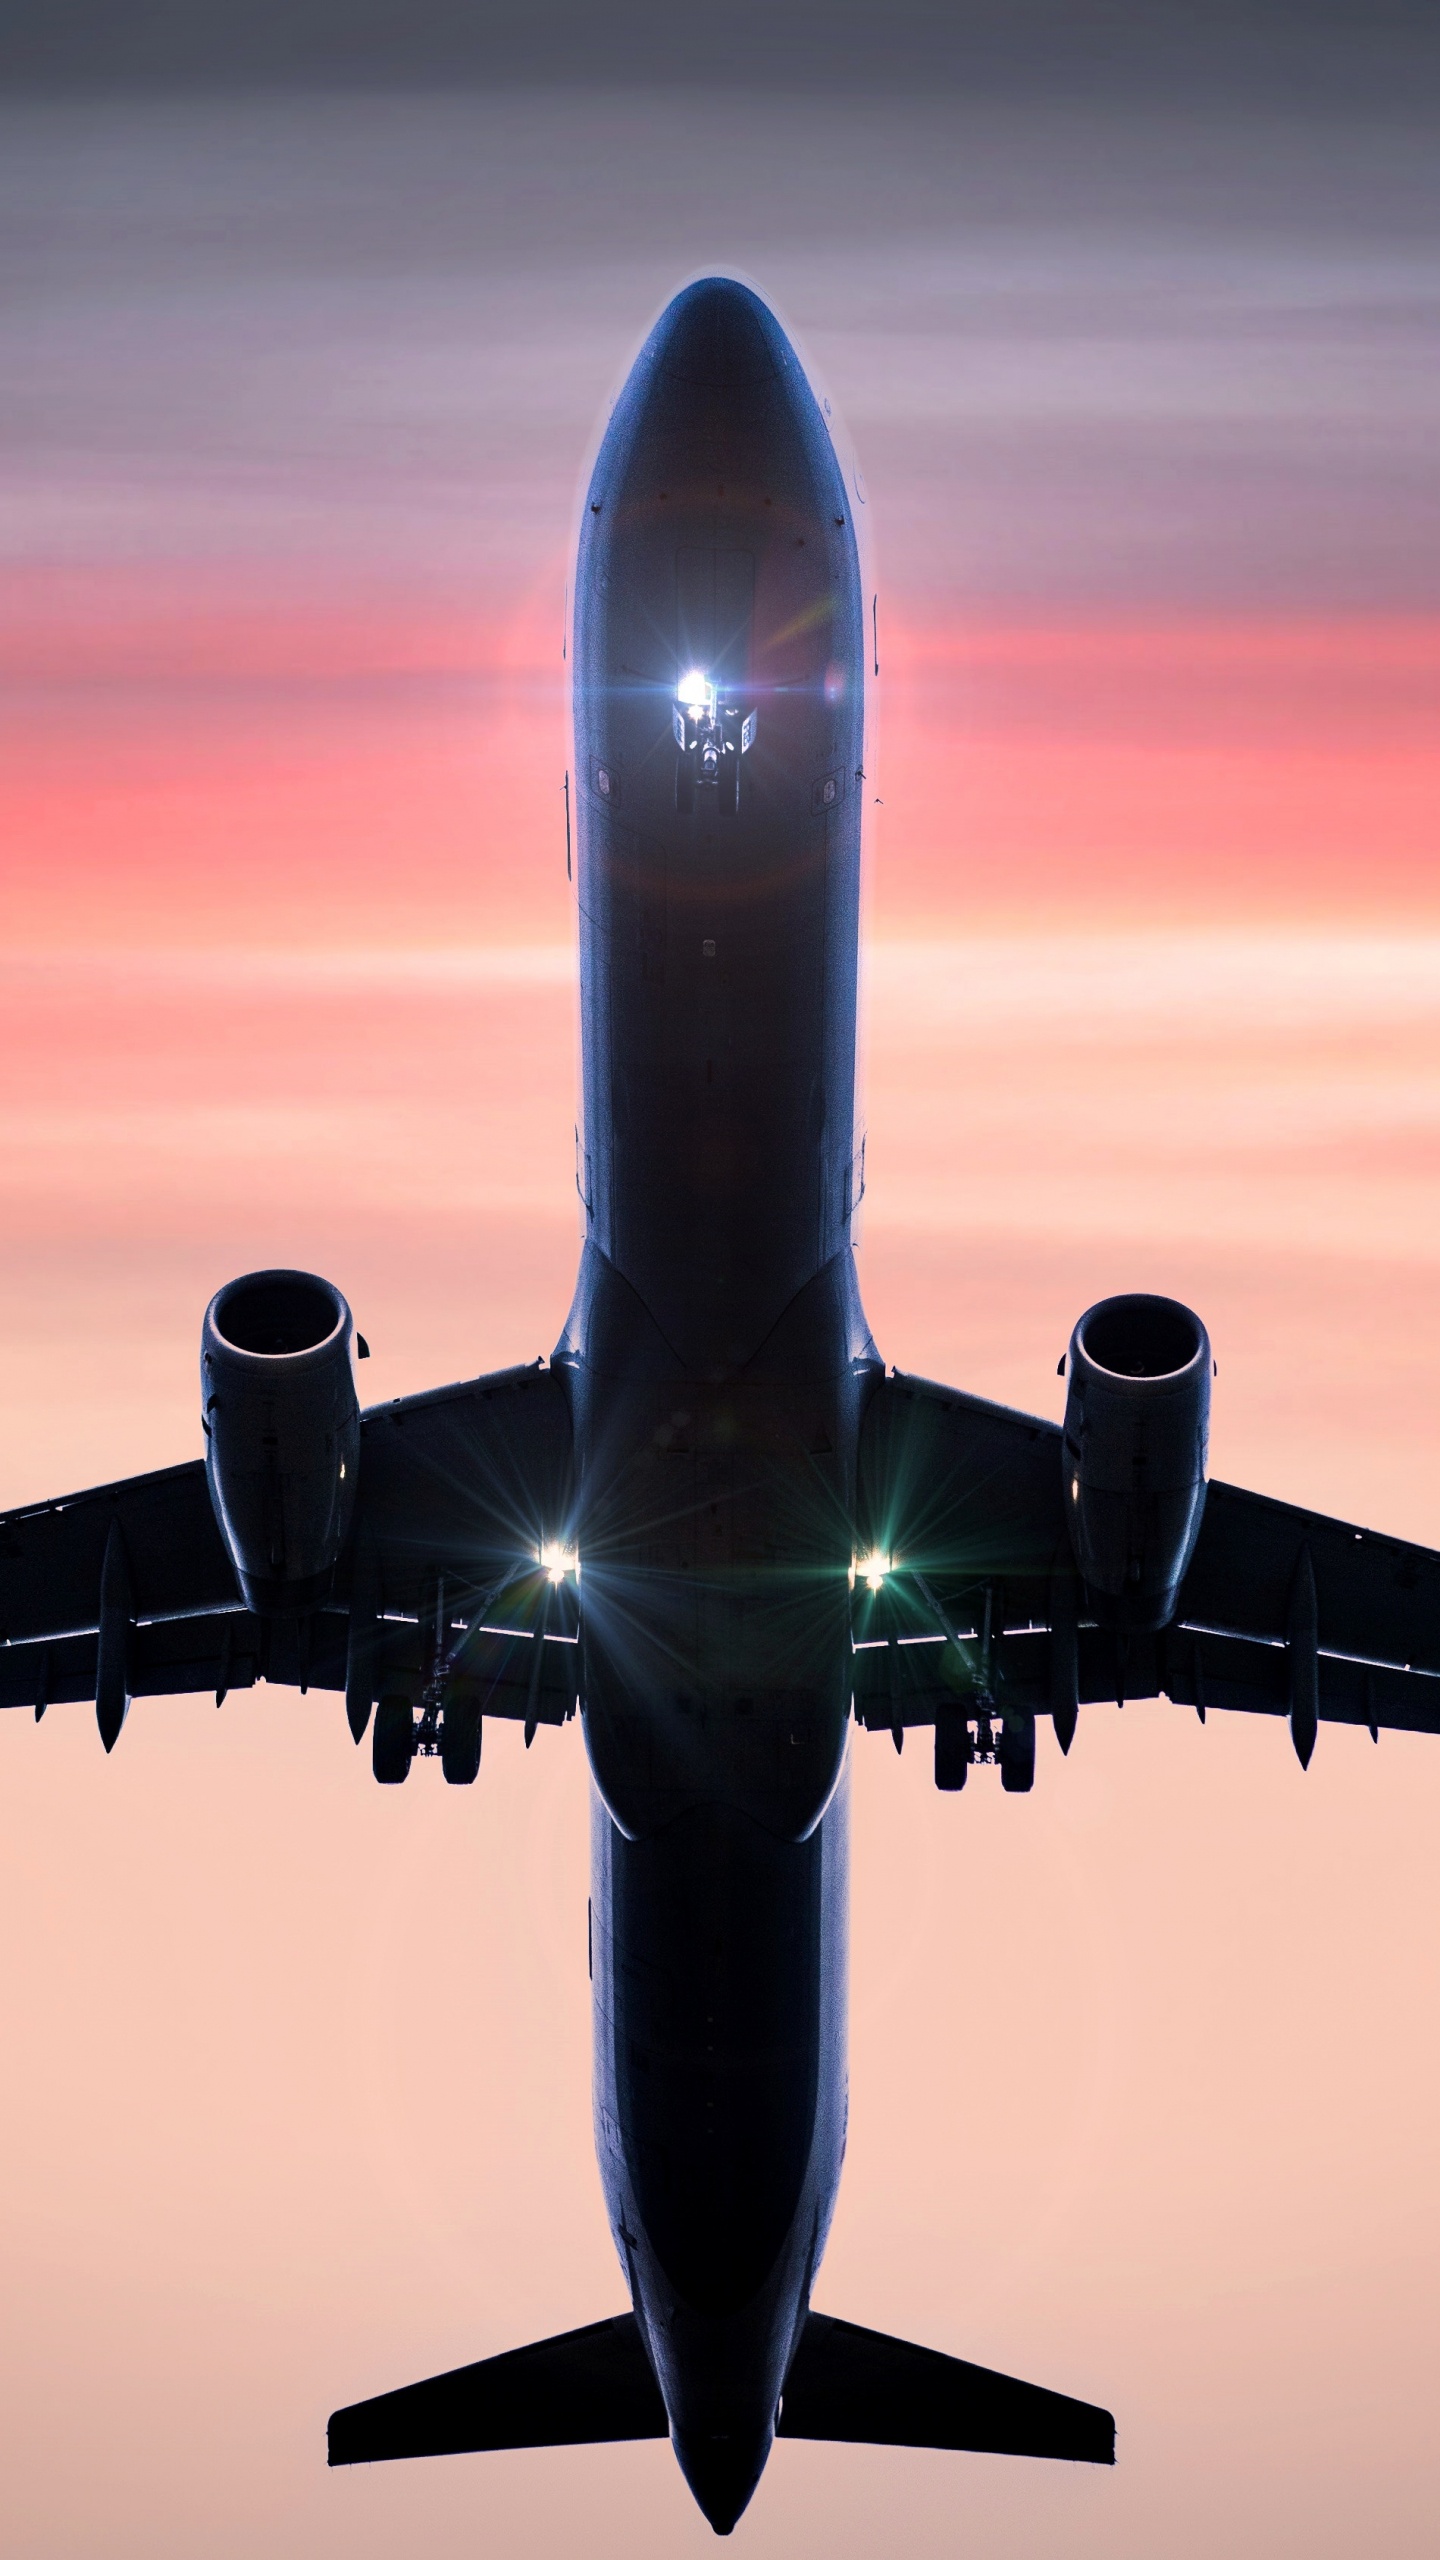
[650,276,787,390]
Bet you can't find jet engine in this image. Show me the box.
[202,1269,360,1612]
[1062,1293,1210,1632]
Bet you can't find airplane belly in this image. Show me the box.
[557,1240,877,1842]
[591,1769,850,2501]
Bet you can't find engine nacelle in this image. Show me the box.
[1062,1293,1210,1632]
[202,1269,360,1612]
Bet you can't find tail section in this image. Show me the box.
[778,2312,1115,2465]
[327,2313,665,2466]
[326,2306,1113,2501]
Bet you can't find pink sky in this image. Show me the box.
[1,89,1438,2560]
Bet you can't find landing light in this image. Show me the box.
[539,1541,579,1585]
[853,1551,891,1593]
[676,668,715,715]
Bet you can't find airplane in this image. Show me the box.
[3,275,1439,2536]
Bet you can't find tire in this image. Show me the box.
[675,754,694,815]
[998,1710,1036,1794]
[372,1693,414,1784]
[441,1692,483,1786]
[934,1706,970,1793]
[717,752,738,818]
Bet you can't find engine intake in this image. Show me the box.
[202,1269,360,1612]
[1063,1292,1210,1632]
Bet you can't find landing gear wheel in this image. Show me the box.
[675,753,695,815]
[998,1710,1036,1794]
[717,752,739,818]
[441,1693,483,1786]
[934,1706,971,1792]
[372,1693,415,1784]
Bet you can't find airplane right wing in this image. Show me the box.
[854,1370,1440,1764]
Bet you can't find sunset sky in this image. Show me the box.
[2,24,1439,2557]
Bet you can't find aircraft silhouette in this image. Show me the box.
[4,279,1437,2532]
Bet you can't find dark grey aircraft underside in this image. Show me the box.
[3,280,1437,2533]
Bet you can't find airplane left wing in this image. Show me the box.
[0,1361,576,1746]
[854,1370,1440,1766]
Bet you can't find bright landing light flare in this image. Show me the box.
[539,1541,579,1585]
[854,1552,891,1593]
[677,668,715,714]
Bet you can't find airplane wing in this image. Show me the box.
[11,1351,1436,1762]
[854,1371,1440,1759]
[0,1362,576,1743]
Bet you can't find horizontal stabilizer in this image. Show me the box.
[327,2313,667,2466]
[778,2314,1115,2465]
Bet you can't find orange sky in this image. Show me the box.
[1,87,1439,2560]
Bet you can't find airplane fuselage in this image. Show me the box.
[556,278,878,2528]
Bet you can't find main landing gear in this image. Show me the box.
[851,1567,1038,1795]
[371,1690,484,1787]
[933,1703,1036,1795]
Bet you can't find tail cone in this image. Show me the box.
[673,2423,773,2535]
